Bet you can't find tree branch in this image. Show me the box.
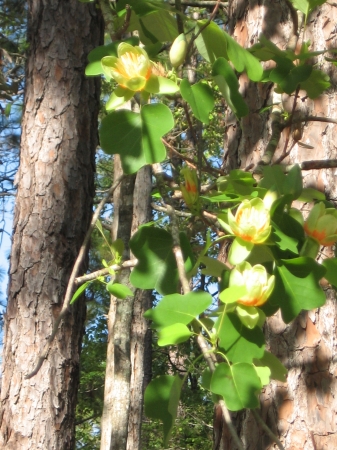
[25,175,124,379]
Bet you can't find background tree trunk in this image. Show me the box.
[217,1,337,449]
[100,159,152,450]
[0,1,102,449]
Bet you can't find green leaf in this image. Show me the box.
[219,286,248,304]
[254,365,271,386]
[271,221,299,254]
[283,164,303,198]
[254,351,288,382]
[270,62,312,94]
[144,291,213,328]
[289,0,326,15]
[300,69,330,99]
[129,227,194,295]
[144,375,183,446]
[228,237,253,265]
[322,258,337,288]
[180,79,215,124]
[105,89,135,111]
[299,187,326,202]
[70,281,93,305]
[199,255,229,278]
[195,21,228,63]
[236,305,260,329]
[100,103,174,174]
[210,362,262,410]
[123,6,178,45]
[259,165,286,194]
[106,282,133,299]
[268,257,326,323]
[215,312,265,363]
[196,21,263,81]
[212,58,249,118]
[157,323,192,346]
[145,75,179,94]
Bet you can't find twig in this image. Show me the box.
[152,202,192,217]
[74,258,138,286]
[169,0,227,6]
[25,175,124,379]
[250,409,285,450]
[166,203,245,450]
[283,115,337,128]
[284,159,337,171]
[186,0,222,58]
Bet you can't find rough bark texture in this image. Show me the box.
[218,1,337,449]
[0,1,102,449]
[100,160,152,450]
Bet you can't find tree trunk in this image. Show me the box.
[217,1,337,449]
[100,159,152,450]
[0,1,102,449]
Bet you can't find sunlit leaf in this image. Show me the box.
[210,362,262,410]
[100,103,174,174]
[180,79,215,124]
[106,281,133,299]
[215,312,265,363]
[267,257,326,323]
[144,291,213,328]
[212,58,249,118]
[157,323,192,346]
[254,351,288,382]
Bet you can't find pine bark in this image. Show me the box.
[0,1,102,449]
[217,1,337,449]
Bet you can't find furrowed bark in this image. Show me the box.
[0,1,103,449]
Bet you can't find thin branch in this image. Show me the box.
[186,0,222,57]
[250,409,285,450]
[152,202,192,217]
[169,0,227,5]
[166,203,244,450]
[284,159,337,171]
[74,258,138,286]
[25,175,124,379]
[283,115,337,128]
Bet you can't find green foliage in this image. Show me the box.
[77,0,337,446]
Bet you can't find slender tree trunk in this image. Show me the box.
[0,1,102,449]
[100,158,152,450]
[217,1,337,449]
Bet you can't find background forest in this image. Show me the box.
[1,1,337,450]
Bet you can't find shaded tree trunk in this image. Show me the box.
[0,1,102,449]
[217,1,337,449]
[100,158,152,450]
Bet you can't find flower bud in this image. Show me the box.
[229,262,275,307]
[304,202,337,246]
[180,167,200,214]
[169,34,187,68]
[228,198,271,244]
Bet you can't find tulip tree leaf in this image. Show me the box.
[300,69,330,99]
[157,323,192,346]
[144,291,213,328]
[289,0,326,16]
[144,375,183,446]
[212,58,249,118]
[219,285,248,304]
[129,227,194,295]
[100,103,174,174]
[267,257,326,323]
[196,20,263,81]
[254,351,288,382]
[106,282,133,299]
[215,312,265,363]
[210,362,262,410]
[180,79,215,124]
[228,237,253,265]
[322,258,337,288]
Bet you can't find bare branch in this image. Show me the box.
[74,259,138,286]
[25,175,124,379]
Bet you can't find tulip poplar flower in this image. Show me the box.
[304,202,337,246]
[102,43,152,92]
[230,262,275,307]
[228,198,272,244]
